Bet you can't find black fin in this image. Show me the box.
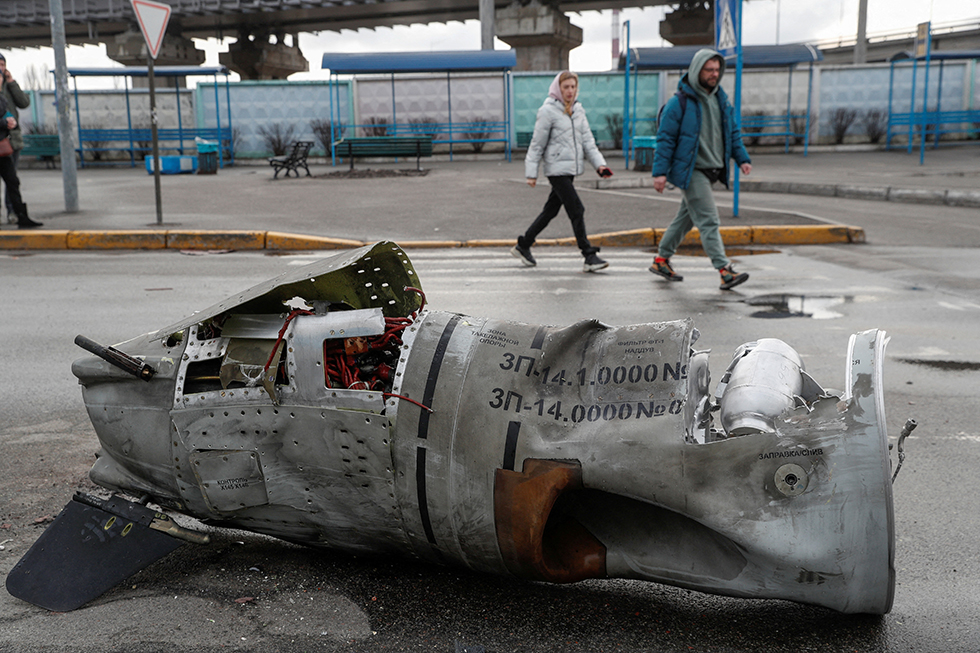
[6,494,188,611]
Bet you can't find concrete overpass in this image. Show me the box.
[815,19,980,65]
[1,0,713,79]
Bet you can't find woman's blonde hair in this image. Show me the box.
[558,71,578,115]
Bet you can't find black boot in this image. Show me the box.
[16,203,42,229]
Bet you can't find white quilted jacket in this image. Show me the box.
[524,98,606,179]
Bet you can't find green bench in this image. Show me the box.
[21,134,61,168]
[332,136,433,171]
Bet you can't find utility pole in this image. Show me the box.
[854,0,868,64]
[48,0,79,213]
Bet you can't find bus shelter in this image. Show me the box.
[619,44,822,168]
[886,49,980,161]
[321,51,517,165]
[66,66,234,168]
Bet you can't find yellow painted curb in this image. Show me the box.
[0,230,69,249]
[166,230,266,250]
[591,228,658,247]
[665,227,757,247]
[752,225,862,245]
[720,227,755,245]
[68,230,167,249]
[265,232,364,250]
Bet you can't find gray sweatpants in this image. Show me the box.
[657,169,730,270]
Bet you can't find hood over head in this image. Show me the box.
[548,71,579,115]
[687,48,725,96]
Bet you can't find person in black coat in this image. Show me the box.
[0,94,40,229]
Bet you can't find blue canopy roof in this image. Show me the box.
[620,44,823,70]
[321,50,516,74]
[67,66,230,77]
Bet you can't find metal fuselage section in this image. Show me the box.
[70,243,896,614]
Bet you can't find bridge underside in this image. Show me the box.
[0,1,669,48]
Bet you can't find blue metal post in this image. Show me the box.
[733,0,743,217]
[224,74,234,166]
[933,60,944,148]
[919,28,932,165]
[785,64,793,152]
[908,59,918,154]
[447,71,453,162]
[621,21,631,169]
[211,74,222,168]
[124,83,134,166]
[804,63,813,156]
[886,62,896,149]
[71,75,85,168]
[175,83,183,155]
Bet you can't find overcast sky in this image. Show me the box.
[2,0,975,88]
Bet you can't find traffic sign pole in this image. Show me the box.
[715,0,743,217]
[130,0,172,225]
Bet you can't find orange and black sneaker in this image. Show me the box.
[719,264,749,290]
[649,257,683,281]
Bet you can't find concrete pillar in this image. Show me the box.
[107,30,205,87]
[659,3,713,47]
[480,0,495,50]
[495,2,583,72]
[219,35,308,80]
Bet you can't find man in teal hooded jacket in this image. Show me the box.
[650,48,751,290]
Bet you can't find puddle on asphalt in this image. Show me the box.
[745,294,850,319]
[896,359,980,371]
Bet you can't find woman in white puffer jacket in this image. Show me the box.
[512,71,613,273]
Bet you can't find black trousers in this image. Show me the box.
[0,154,24,215]
[521,175,595,255]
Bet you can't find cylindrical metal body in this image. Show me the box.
[719,338,805,436]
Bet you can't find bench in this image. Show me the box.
[333,136,433,171]
[269,140,314,179]
[740,113,808,151]
[77,127,233,168]
[390,121,509,158]
[887,109,980,149]
[21,134,61,168]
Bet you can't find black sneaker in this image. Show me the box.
[649,258,683,281]
[511,243,536,267]
[719,265,749,290]
[583,253,608,272]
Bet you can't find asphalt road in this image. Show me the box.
[1,229,979,651]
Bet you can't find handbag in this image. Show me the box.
[0,137,12,157]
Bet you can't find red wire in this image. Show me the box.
[263,309,314,374]
[404,286,426,316]
[383,392,433,413]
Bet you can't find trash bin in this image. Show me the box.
[196,138,219,175]
[633,136,656,172]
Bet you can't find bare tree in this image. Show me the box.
[830,108,859,144]
[257,123,298,156]
[861,108,888,144]
[23,64,53,91]
[361,117,389,137]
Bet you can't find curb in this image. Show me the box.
[0,225,866,251]
[586,176,980,208]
